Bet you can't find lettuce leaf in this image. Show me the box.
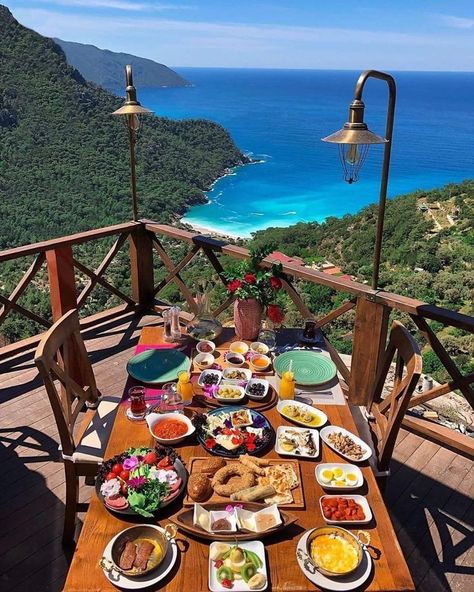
[127,479,170,517]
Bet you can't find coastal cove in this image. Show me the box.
[139,68,474,237]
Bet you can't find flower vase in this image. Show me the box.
[234,298,262,340]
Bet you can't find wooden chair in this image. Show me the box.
[351,320,422,491]
[35,309,119,545]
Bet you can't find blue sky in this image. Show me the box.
[4,0,474,70]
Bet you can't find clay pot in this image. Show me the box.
[234,298,262,341]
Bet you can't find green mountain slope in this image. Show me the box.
[54,38,191,90]
[251,181,474,382]
[0,5,247,249]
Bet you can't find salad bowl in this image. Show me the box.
[96,446,188,517]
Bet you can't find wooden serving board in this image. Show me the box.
[192,383,278,412]
[169,502,298,541]
[184,457,305,509]
[191,348,275,376]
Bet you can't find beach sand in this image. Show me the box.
[181,220,243,241]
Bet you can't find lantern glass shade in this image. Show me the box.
[338,143,370,184]
[322,125,387,183]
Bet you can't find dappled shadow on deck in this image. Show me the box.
[0,313,472,591]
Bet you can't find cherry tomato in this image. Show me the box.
[105,472,116,481]
[112,463,123,475]
[119,470,130,481]
[144,451,158,465]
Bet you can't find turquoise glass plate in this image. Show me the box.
[274,351,337,386]
[127,349,191,384]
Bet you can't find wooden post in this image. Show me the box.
[348,296,390,405]
[129,225,154,310]
[46,245,82,386]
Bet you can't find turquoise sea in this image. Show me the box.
[139,69,474,237]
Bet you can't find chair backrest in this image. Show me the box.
[367,320,422,472]
[35,309,99,457]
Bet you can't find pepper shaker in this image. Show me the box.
[163,308,173,342]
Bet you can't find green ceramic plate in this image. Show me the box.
[127,349,191,384]
[274,351,337,386]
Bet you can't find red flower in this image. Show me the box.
[227,279,242,293]
[244,273,256,284]
[267,304,285,325]
[270,276,282,291]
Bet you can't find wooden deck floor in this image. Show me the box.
[0,312,472,592]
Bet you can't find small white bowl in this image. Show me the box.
[146,412,195,445]
[196,340,216,354]
[229,341,249,356]
[198,369,222,388]
[250,342,269,355]
[222,367,252,383]
[245,378,270,400]
[225,352,245,367]
[249,354,271,372]
[215,384,246,403]
[194,352,215,370]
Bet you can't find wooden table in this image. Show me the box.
[64,328,414,592]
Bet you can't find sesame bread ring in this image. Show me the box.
[211,464,256,497]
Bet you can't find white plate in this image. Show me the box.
[245,378,270,400]
[296,529,373,591]
[209,540,268,592]
[319,494,373,525]
[100,525,178,590]
[277,400,328,428]
[222,367,252,383]
[315,463,364,490]
[275,426,320,459]
[215,384,246,403]
[320,426,372,462]
[198,369,222,388]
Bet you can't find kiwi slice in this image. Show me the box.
[216,566,234,583]
[241,562,257,583]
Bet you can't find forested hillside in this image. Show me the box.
[251,181,474,382]
[0,5,247,249]
[55,38,191,90]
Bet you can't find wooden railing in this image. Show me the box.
[1,220,473,457]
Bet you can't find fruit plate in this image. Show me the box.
[209,540,268,592]
[194,406,275,457]
[275,425,320,459]
[170,502,298,541]
[296,529,373,592]
[100,525,178,590]
[277,400,328,428]
[96,451,188,517]
[126,349,191,384]
[274,350,337,385]
[320,426,372,463]
[315,463,363,490]
[319,494,373,525]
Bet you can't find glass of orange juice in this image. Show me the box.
[279,370,295,400]
[177,370,194,405]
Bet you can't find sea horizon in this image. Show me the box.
[137,69,474,238]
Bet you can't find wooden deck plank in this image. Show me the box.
[0,314,471,592]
